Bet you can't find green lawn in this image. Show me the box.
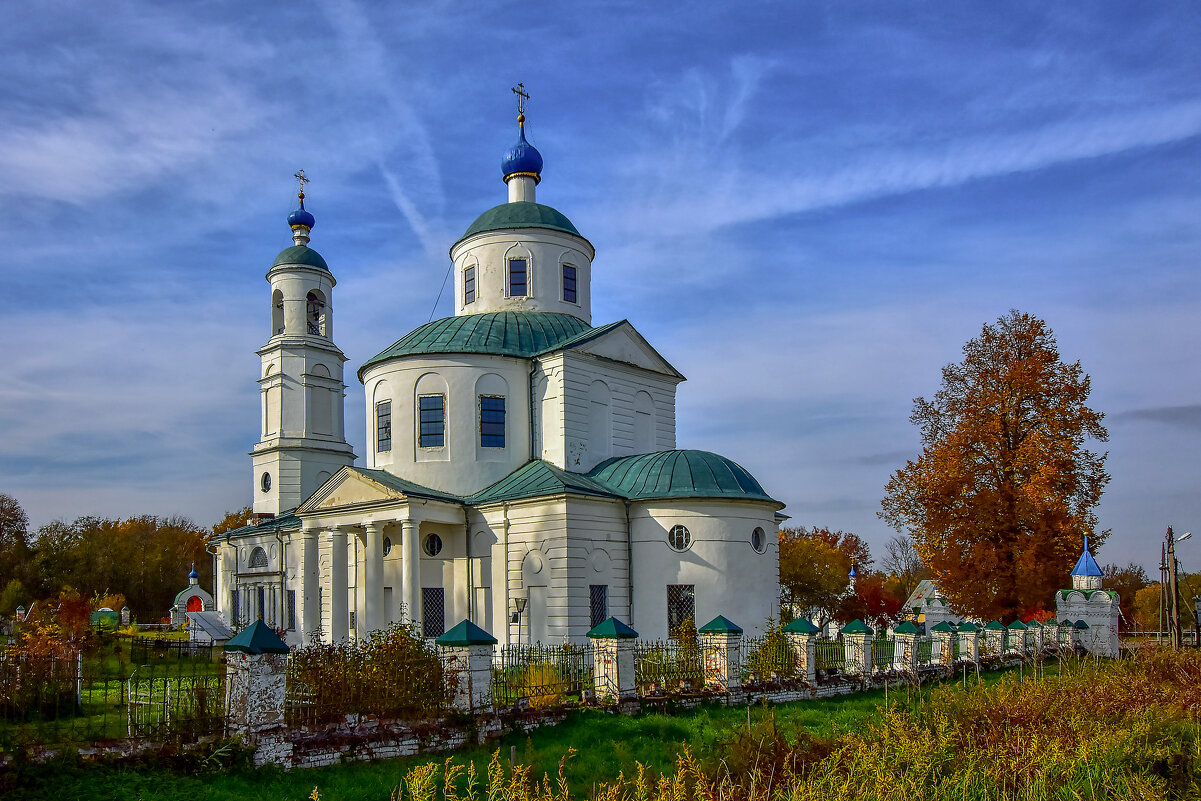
[1,666,1038,801]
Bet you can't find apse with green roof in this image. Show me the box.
[220,90,786,649]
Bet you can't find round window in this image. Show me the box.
[667,524,692,552]
[751,527,766,553]
[382,536,392,557]
[424,533,443,556]
[260,472,271,493]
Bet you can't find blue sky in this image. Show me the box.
[3,1,1200,575]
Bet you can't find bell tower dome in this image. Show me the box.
[251,174,356,515]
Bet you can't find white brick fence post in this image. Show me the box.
[783,618,819,684]
[892,621,919,676]
[436,619,498,713]
[982,621,1006,658]
[956,622,980,664]
[840,620,873,677]
[930,621,956,665]
[1006,621,1028,657]
[588,617,639,701]
[224,619,290,763]
[698,615,743,697]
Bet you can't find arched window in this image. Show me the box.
[562,264,577,303]
[272,289,284,335]
[306,290,326,336]
[589,380,611,460]
[634,391,655,452]
[249,547,269,569]
[463,264,477,305]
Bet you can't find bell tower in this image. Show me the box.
[251,173,355,515]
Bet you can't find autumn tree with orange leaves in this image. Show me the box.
[880,311,1109,622]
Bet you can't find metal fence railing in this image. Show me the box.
[872,636,895,671]
[738,635,797,685]
[634,639,705,694]
[814,637,844,673]
[0,638,225,748]
[491,642,593,710]
[916,637,934,665]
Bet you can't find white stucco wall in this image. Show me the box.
[361,354,532,497]
[450,229,595,322]
[1056,590,1120,658]
[628,500,780,640]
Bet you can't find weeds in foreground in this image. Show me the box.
[342,649,1201,801]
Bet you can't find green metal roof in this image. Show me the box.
[225,619,290,654]
[435,619,498,647]
[469,460,620,506]
[929,621,957,633]
[782,618,820,635]
[957,622,979,632]
[272,244,329,271]
[455,201,584,248]
[360,312,592,377]
[1007,620,1028,630]
[840,619,873,635]
[225,510,302,539]
[893,621,920,635]
[698,615,743,634]
[587,617,639,639]
[587,450,780,505]
[984,620,1005,631]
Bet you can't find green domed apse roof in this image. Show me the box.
[273,244,329,271]
[455,201,582,246]
[360,312,591,377]
[587,450,780,505]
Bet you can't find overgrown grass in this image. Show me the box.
[9,652,1201,800]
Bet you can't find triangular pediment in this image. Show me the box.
[297,467,407,513]
[559,322,684,379]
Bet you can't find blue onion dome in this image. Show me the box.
[288,194,316,229]
[501,116,543,183]
[188,564,199,580]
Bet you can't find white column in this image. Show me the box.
[402,519,421,629]
[364,523,384,634]
[300,526,320,643]
[329,528,350,642]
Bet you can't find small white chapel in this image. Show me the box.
[216,97,786,647]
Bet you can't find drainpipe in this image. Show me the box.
[502,501,511,646]
[464,506,473,622]
[528,362,538,460]
[276,529,287,632]
[624,500,634,626]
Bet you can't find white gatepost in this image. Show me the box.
[436,619,498,713]
[698,615,743,698]
[892,621,919,676]
[587,617,639,701]
[840,620,873,677]
[783,618,819,684]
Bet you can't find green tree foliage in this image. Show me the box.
[881,311,1110,622]
[0,493,32,591]
[1101,562,1150,630]
[1132,573,1201,631]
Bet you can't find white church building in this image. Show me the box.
[216,106,785,647]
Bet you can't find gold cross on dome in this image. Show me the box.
[293,169,310,198]
[511,83,529,116]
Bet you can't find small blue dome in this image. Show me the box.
[188,564,199,580]
[502,125,543,182]
[288,200,315,229]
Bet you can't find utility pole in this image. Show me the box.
[1168,527,1182,650]
[1159,542,1167,644]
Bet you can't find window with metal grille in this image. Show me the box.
[287,590,296,630]
[480,395,506,448]
[249,547,268,569]
[422,587,445,638]
[562,264,577,303]
[666,584,695,634]
[667,524,691,552]
[256,587,266,620]
[464,265,476,305]
[589,584,608,629]
[376,400,392,452]
[418,394,444,447]
[509,259,527,297]
[231,590,240,625]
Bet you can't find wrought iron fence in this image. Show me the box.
[634,639,705,694]
[491,642,593,709]
[284,627,448,726]
[738,634,797,685]
[916,637,934,665]
[872,635,895,671]
[814,637,844,672]
[0,639,225,748]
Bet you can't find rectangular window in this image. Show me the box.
[509,259,527,297]
[422,587,446,638]
[257,586,266,621]
[562,264,577,303]
[480,395,506,448]
[464,265,476,305]
[287,590,297,630]
[231,590,240,625]
[589,584,608,629]
[376,400,392,452]
[418,394,445,447]
[666,584,695,636]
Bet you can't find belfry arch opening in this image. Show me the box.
[272,290,284,335]
[306,290,327,336]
